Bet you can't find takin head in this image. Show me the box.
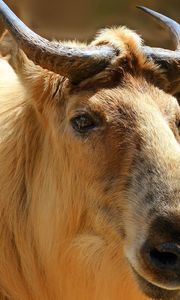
[0,2,180,300]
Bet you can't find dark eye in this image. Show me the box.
[71,113,97,134]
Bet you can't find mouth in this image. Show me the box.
[132,268,180,300]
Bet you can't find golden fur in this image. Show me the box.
[0,26,180,300]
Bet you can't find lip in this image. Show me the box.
[131,267,180,300]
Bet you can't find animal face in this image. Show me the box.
[0,2,180,299]
[45,73,179,299]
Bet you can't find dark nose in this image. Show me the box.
[143,242,180,271]
[141,216,180,285]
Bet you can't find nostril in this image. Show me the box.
[141,239,180,287]
[148,243,180,269]
[150,248,178,267]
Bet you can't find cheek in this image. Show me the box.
[68,137,135,191]
[60,135,102,188]
[61,127,140,210]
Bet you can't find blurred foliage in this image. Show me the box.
[0,0,180,48]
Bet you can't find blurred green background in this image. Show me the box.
[1,0,180,49]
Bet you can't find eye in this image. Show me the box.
[71,113,97,134]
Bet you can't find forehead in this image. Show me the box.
[67,77,179,120]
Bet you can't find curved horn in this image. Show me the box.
[137,6,180,50]
[137,6,180,61]
[0,0,116,83]
[137,6,180,94]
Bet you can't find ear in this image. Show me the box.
[0,30,63,100]
[0,30,28,71]
[0,30,44,79]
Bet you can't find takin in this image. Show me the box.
[0,1,180,299]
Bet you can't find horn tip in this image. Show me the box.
[136,6,165,22]
[136,6,151,14]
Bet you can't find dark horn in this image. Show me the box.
[137,6,180,50]
[137,6,180,94]
[0,0,116,83]
[137,6,180,59]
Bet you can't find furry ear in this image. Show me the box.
[0,30,58,95]
[0,30,15,57]
[0,30,25,71]
[0,30,42,77]
[0,30,63,113]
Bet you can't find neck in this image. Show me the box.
[0,63,148,300]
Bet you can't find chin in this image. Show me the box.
[132,268,180,300]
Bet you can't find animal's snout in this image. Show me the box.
[143,242,180,271]
[140,217,180,287]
